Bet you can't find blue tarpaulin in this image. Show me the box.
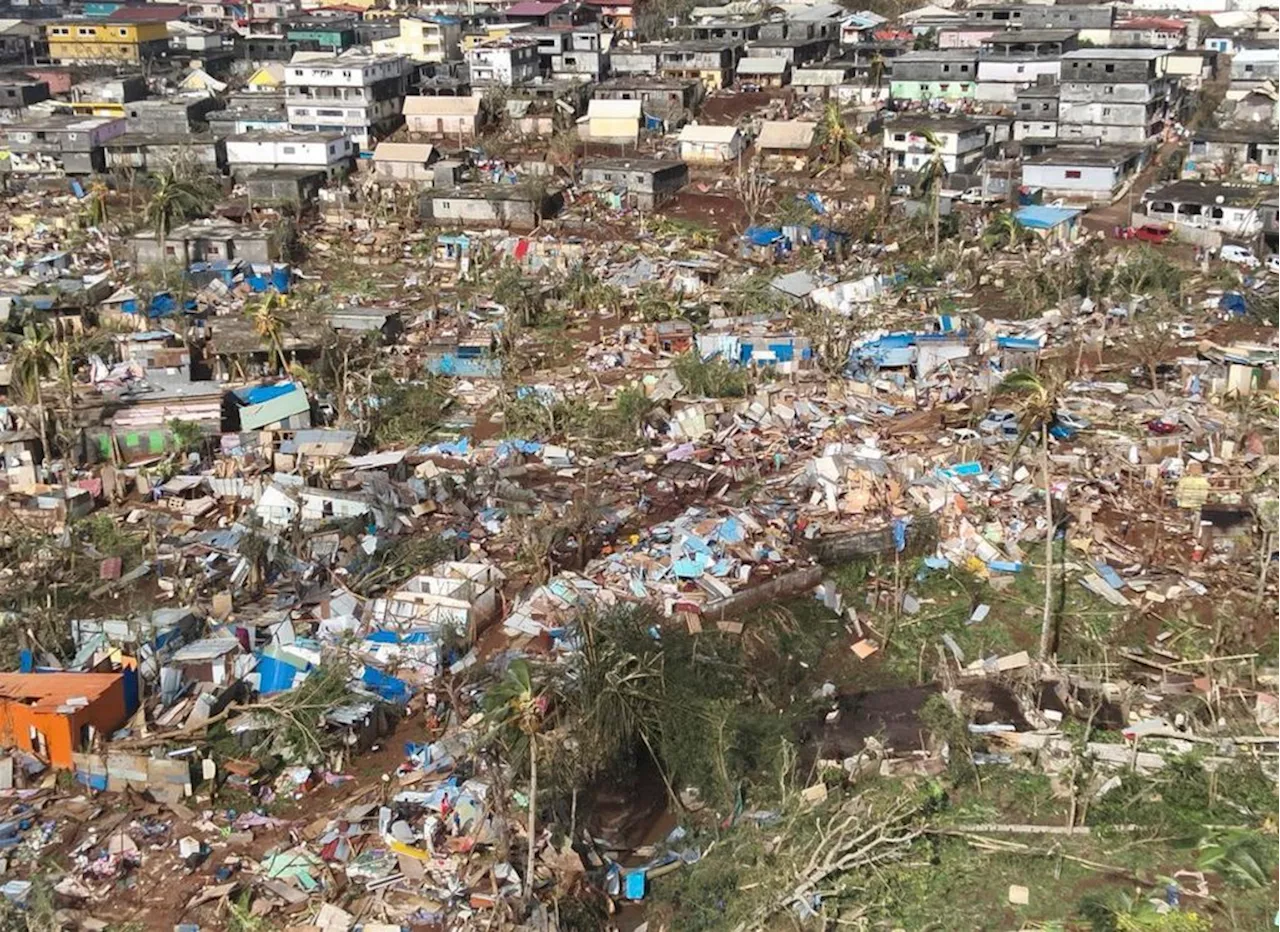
[1013,205,1082,230]
[362,666,411,704]
[744,226,784,246]
[1219,292,1247,316]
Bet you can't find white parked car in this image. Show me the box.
[1268,254,1280,275]
[1219,244,1260,269]
[1172,322,1198,340]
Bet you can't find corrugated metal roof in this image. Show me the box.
[679,124,741,144]
[171,638,242,663]
[757,120,816,150]
[737,57,788,75]
[403,96,481,117]
[587,98,642,119]
[373,142,435,163]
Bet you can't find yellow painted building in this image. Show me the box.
[46,21,170,64]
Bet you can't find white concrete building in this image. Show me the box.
[464,38,539,86]
[881,116,987,174]
[224,132,355,176]
[284,53,412,148]
[371,16,461,63]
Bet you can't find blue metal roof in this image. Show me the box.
[1013,205,1082,230]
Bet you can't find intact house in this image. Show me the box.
[1142,181,1266,240]
[403,95,483,139]
[2,115,127,175]
[974,28,1075,104]
[612,41,743,91]
[1057,48,1176,145]
[736,56,789,88]
[465,37,539,86]
[755,120,816,163]
[888,49,978,103]
[1020,144,1146,204]
[131,221,283,268]
[745,36,831,69]
[678,123,744,164]
[44,20,170,65]
[224,132,355,179]
[581,158,688,210]
[1014,83,1059,140]
[583,98,641,145]
[103,133,226,173]
[370,15,461,63]
[123,97,222,135]
[284,53,412,148]
[421,184,562,230]
[371,141,440,183]
[1183,127,1279,182]
[965,3,1113,32]
[881,116,987,174]
[791,65,853,99]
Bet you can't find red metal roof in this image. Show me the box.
[1116,16,1188,31]
[504,0,568,16]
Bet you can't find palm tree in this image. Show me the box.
[484,660,548,899]
[246,293,289,375]
[10,325,56,477]
[915,129,947,254]
[144,168,216,282]
[818,101,854,168]
[1000,369,1062,661]
[868,53,886,99]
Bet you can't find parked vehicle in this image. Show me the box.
[959,187,999,205]
[1146,419,1180,435]
[1219,244,1260,269]
[1268,254,1280,275]
[1172,322,1197,340]
[1132,225,1171,244]
[1048,411,1091,441]
[979,409,1019,436]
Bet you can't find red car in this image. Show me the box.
[1133,225,1172,244]
[1146,419,1180,435]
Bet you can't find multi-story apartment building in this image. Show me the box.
[1013,84,1059,140]
[1058,48,1176,145]
[881,115,988,174]
[3,115,127,174]
[966,4,1113,32]
[224,131,355,177]
[284,53,412,148]
[464,37,539,86]
[889,50,978,102]
[371,15,461,63]
[45,20,169,64]
[975,29,1075,104]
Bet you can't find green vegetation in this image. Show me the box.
[369,375,453,448]
[673,351,752,398]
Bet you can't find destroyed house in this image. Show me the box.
[1184,127,1279,181]
[592,76,703,114]
[0,673,130,769]
[103,133,226,173]
[424,335,502,378]
[227,381,312,431]
[368,560,504,641]
[326,306,403,340]
[580,158,689,210]
[167,638,244,688]
[3,115,127,174]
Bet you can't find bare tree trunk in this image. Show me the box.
[34,379,50,484]
[526,738,537,900]
[1039,431,1054,660]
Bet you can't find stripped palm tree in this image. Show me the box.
[915,129,947,254]
[982,210,1020,251]
[998,369,1061,660]
[10,325,56,477]
[144,167,217,283]
[484,660,549,899]
[245,292,289,375]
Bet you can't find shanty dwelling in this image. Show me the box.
[678,123,745,164]
[130,221,282,268]
[791,65,853,99]
[583,98,642,145]
[580,158,689,210]
[167,637,245,690]
[227,381,312,432]
[1182,128,1279,183]
[0,430,41,493]
[326,306,403,341]
[402,95,482,139]
[367,560,505,643]
[0,673,130,769]
[755,120,816,165]
[1013,205,1083,246]
[371,141,440,183]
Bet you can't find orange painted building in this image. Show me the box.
[0,673,128,769]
